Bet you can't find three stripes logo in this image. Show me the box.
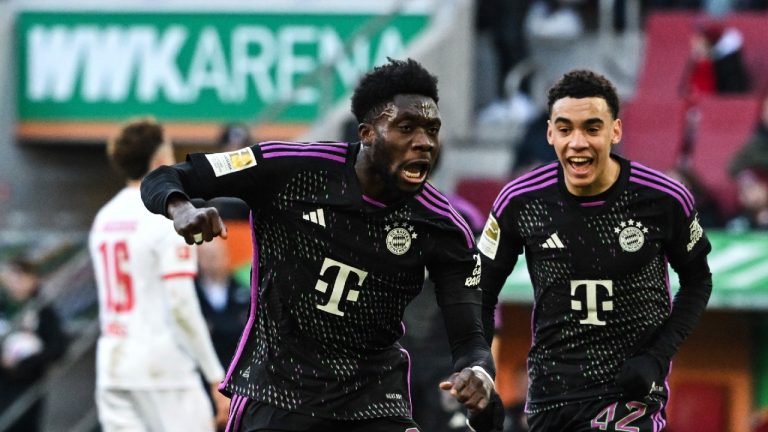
[303,209,326,227]
[541,233,565,249]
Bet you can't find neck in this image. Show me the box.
[126,179,141,189]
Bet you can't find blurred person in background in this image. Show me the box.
[89,118,228,432]
[479,70,712,431]
[729,94,768,177]
[726,167,768,231]
[0,257,67,432]
[141,58,503,432]
[683,19,750,98]
[194,237,249,370]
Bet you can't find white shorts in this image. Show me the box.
[96,387,214,432]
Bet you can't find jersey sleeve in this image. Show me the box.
[426,226,482,307]
[477,204,525,344]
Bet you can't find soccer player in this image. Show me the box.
[141,58,501,432]
[478,70,713,431]
[89,118,229,432]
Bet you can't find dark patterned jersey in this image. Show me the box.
[478,156,711,413]
[145,141,484,420]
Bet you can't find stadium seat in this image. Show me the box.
[455,177,509,218]
[618,97,688,172]
[634,12,698,99]
[689,95,762,217]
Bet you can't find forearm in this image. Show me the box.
[441,301,496,379]
[140,163,195,216]
[480,262,514,346]
[649,255,712,361]
[165,277,225,383]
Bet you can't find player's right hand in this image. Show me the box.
[167,198,228,244]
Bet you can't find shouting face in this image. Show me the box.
[547,96,622,197]
[358,94,441,200]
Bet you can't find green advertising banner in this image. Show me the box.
[16,11,428,124]
[500,230,768,309]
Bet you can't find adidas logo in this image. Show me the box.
[541,233,565,249]
[302,209,326,227]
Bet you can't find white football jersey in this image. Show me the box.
[89,187,201,389]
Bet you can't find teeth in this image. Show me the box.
[569,157,590,163]
[404,170,421,179]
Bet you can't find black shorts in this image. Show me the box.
[527,397,667,432]
[226,394,422,432]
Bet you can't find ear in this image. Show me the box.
[611,118,623,145]
[359,122,374,146]
[546,120,554,146]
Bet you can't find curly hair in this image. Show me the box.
[547,69,620,119]
[107,117,166,180]
[351,58,439,123]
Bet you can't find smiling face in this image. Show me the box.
[547,96,622,197]
[357,94,441,200]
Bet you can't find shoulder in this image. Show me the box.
[492,162,560,216]
[414,183,476,248]
[255,140,352,166]
[627,161,696,217]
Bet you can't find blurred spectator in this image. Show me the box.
[727,167,768,230]
[729,95,768,177]
[0,258,67,432]
[194,237,249,369]
[216,122,252,152]
[474,0,533,111]
[683,19,750,98]
[510,110,556,176]
[667,166,726,227]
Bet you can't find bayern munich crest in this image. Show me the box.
[614,219,648,252]
[385,222,416,255]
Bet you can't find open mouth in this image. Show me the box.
[567,156,593,174]
[401,160,430,184]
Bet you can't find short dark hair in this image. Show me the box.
[351,58,439,124]
[108,118,165,180]
[547,70,620,119]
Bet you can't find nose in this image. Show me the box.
[570,130,589,149]
[412,128,436,152]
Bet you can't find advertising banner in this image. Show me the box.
[16,10,428,143]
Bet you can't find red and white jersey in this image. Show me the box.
[89,187,200,389]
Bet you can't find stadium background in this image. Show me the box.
[1,0,767,431]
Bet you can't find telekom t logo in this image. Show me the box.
[570,280,613,325]
[314,258,368,316]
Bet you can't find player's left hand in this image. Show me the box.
[439,366,494,413]
[615,353,666,400]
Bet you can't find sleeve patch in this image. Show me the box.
[205,148,256,177]
[478,215,501,259]
[687,215,703,252]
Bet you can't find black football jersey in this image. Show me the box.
[478,156,711,413]
[155,141,482,419]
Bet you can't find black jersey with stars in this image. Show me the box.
[477,155,711,414]
[141,141,487,420]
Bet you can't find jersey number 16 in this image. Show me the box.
[97,240,134,313]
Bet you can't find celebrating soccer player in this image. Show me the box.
[141,58,503,432]
[478,69,712,431]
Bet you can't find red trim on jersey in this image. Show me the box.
[162,271,197,280]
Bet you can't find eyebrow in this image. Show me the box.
[553,117,605,126]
